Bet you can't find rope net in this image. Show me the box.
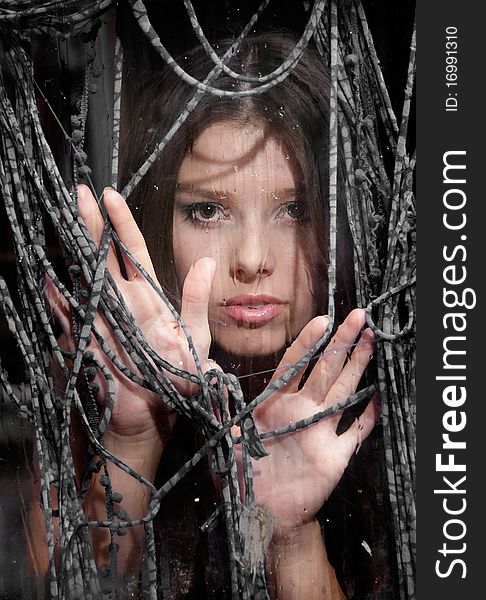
[0,1,415,598]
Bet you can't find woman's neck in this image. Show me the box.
[210,345,285,401]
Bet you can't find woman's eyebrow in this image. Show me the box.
[272,187,303,199]
[175,183,228,199]
[175,184,304,200]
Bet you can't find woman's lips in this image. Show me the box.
[221,294,286,325]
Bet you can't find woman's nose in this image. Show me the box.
[231,225,275,283]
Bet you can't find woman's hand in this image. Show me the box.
[46,185,216,453]
[45,185,219,573]
[250,308,378,535]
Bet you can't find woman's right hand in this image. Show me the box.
[46,185,216,454]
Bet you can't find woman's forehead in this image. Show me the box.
[178,120,294,188]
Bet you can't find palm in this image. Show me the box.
[254,398,348,528]
[249,310,377,533]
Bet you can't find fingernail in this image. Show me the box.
[320,315,331,329]
[77,183,87,200]
[197,256,216,265]
[198,257,217,276]
[362,328,375,341]
[103,186,123,200]
[103,186,113,198]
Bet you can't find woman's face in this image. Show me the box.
[173,121,322,358]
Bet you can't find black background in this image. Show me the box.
[418,1,483,597]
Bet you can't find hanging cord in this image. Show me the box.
[128,0,327,98]
[0,0,114,34]
[183,0,319,84]
[121,0,283,200]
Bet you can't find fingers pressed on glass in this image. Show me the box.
[268,315,331,392]
[43,274,71,336]
[303,308,367,401]
[102,187,157,282]
[322,327,375,407]
[77,184,120,277]
[338,392,380,459]
[180,258,216,359]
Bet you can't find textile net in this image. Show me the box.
[0,1,415,599]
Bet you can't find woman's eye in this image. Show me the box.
[178,199,230,228]
[194,203,219,220]
[282,201,307,221]
[186,202,227,225]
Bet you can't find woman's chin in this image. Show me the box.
[211,326,289,362]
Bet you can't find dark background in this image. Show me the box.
[128,0,415,132]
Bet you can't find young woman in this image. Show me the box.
[48,34,379,598]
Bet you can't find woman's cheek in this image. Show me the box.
[290,252,322,331]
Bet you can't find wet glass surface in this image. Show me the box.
[0,2,415,598]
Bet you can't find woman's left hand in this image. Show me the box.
[249,308,378,534]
